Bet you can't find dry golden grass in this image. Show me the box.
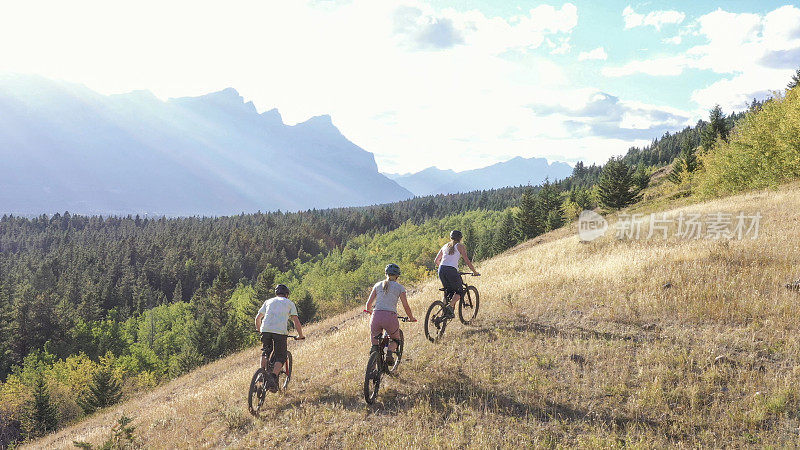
[29,184,800,449]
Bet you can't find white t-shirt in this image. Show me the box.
[258,296,298,335]
[440,243,462,268]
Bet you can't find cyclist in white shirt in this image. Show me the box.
[254,284,305,392]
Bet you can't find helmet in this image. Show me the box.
[450,230,463,240]
[385,263,401,276]
[275,284,290,296]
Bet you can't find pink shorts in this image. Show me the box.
[370,310,401,346]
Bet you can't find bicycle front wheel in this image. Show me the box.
[278,351,292,390]
[248,368,268,416]
[364,351,382,405]
[424,301,448,343]
[458,286,480,325]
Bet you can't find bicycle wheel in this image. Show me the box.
[247,368,268,415]
[424,301,448,343]
[387,329,404,374]
[458,286,480,324]
[278,351,292,390]
[363,351,382,404]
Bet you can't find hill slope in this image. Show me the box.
[0,74,412,215]
[31,184,800,448]
[388,156,572,196]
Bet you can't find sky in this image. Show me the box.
[0,0,798,174]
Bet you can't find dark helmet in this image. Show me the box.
[450,230,463,240]
[275,284,290,296]
[385,263,401,276]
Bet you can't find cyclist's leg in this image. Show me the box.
[260,332,273,369]
[374,311,401,352]
[271,334,288,376]
[369,311,383,352]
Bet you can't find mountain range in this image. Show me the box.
[0,75,412,216]
[0,75,574,216]
[386,156,573,197]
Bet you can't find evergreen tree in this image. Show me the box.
[172,280,183,303]
[788,67,800,90]
[296,292,317,324]
[78,365,123,414]
[251,265,277,313]
[668,140,698,184]
[701,104,729,150]
[31,375,58,434]
[598,158,640,210]
[631,165,650,191]
[538,181,563,231]
[514,187,542,241]
[494,212,518,253]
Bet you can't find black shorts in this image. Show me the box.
[260,332,288,364]
[438,265,465,297]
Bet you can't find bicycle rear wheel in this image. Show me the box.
[387,329,403,374]
[363,351,382,404]
[247,368,268,416]
[424,300,448,343]
[278,351,292,390]
[458,286,480,324]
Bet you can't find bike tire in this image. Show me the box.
[247,368,268,416]
[424,300,448,343]
[278,351,292,390]
[458,286,480,325]
[387,329,404,374]
[364,351,382,405]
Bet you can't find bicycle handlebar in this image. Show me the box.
[459,272,480,276]
[364,310,416,322]
[288,335,305,340]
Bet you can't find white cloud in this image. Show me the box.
[578,47,607,61]
[607,5,800,112]
[623,5,685,31]
[662,36,682,45]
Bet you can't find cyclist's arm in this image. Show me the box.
[290,315,305,339]
[434,249,443,267]
[457,243,480,275]
[364,287,377,312]
[254,312,264,331]
[399,291,416,322]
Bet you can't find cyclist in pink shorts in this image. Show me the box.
[364,264,417,366]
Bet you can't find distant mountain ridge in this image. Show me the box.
[0,75,413,216]
[387,156,573,196]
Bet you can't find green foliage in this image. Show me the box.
[296,292,317,324]
[698,88,800,196]
[514,188,541,241]
[632,164,651,191]
[31,375,58,435]
[78,364,123,415]
[598,158,641,210]
[788,67,800,90]
[701,104,730,151]
[74,414,136,449]
[668,141,699,184]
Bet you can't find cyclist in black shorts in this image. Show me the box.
[434,230,480,318]
[254,284,305,391]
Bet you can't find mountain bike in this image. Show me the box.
[424,272,480,342]
[363,315,411,405]
[248,335,302,416]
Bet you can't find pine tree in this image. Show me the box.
[78,365,123,414]
[631,165,650,191]
[598,158,640,210]
[296,292,317,324]
[251,265,277,313]
[788,67,800,89]
[494,212,518,253]
[701,104,729,150]
[172,280,183,303]
[538,181,563,232]
[668,140,698,184]
[31,375,58,434]
[514,187,542,241]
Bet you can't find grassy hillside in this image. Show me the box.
[30,184,800,448]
